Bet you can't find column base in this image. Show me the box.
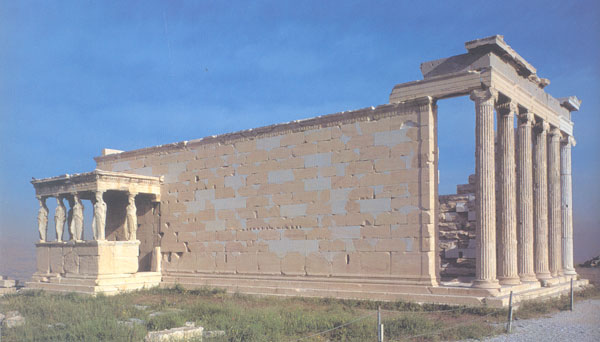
[472,279,500,289]
[536,271,553,280]
[498,277,521,285]
[519,274,539,283]
[563,268,577,276]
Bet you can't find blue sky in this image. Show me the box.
[1,0,599,273]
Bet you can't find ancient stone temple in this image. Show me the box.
[28,35,588,306]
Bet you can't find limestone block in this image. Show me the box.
[0,279,16,288]
[305,228,331,240]
[455,201,468,213]
[284,229,306,240]
[359,252,390,275]
[305,252,331,276]
[258,252,281,274]
[331,252,361,275]
[281,132,305,146]
[236,252,258,274]
[113,256,137,274]
[281,252,305,275]
[215,252,236,273]
[353,239,375,251]
[347,135,373,149]
[258,229,281,240]
[79,256,100,275]
[317,139,344,153]
[49,247,64,274]
[36,245,50,274]
[193,252,215,272]
[305,128,331,142]
[216,230,235,241]
[292,143,317,156]
[64,248,79,274]
[268,169,295,184]
[360,146,390,161]
[280,204,307,218]
[375,238,407,252]
[144,324,204,342]
[175,252,197,271]
[269,147,292,160]
[361,226,391,239]
[391,252,422,276]
[236,230,257,241]
[304,177,331,191]
[304,152,332,168]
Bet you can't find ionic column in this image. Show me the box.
[496,101,520,285]
[470,88,500,289]
[533,122,552,280]
[37,196,49,242]
[517,112,537,282]
[561,136,576,275]
[548,127,563,277]
[92,191,107,241]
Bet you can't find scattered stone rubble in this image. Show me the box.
[439,175,476,278]
[144,321,204,342]
[0,275,18,296]
[580,256,600,268]
[0,311,25,328]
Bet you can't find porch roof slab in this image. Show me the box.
[31,170,161,201]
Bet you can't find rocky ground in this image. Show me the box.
[461,299,600,342]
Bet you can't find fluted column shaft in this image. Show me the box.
[497,102,520,285]
[561,136,576,275]
[471,89,500,289]
[517,112,537,282]
[534,122,552,280]
[548,127,562,276]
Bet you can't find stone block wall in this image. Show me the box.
[439,175,476,278]
[95,98,438,284]
[35,241,140,276]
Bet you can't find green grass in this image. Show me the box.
[0,284,595,342]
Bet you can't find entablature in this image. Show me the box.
[389,35,579,136]
[31,170,162,201]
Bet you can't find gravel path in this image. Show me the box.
[462,299,600,342]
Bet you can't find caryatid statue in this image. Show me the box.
[67,197,74,240]
[37,196,48,242]
[92,191,106,241]
[124,193,137,241]
[71,193,84,241]
[54,196,67,242]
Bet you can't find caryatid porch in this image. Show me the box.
[27,170,163,295]
[390,35,581,292]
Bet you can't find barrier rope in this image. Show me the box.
[387,311,498,341]
[286,306,500,342]
[287,311,377,342]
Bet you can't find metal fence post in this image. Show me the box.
[570,278,574,311]
[506,291,513,333]
[377,306,382,342]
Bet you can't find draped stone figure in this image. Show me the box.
[67,197,74,240]
[54,196,66,242]
[71,194,84,241]
[124,193,137,241]
[92,191,106,241]
[37,197,48,242]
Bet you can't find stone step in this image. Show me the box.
[162,274,434,294]
[160,278,486,306]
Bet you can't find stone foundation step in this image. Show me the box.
[162,274,436,295]
[160,278,487,306]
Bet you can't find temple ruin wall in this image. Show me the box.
[95,97,439,285]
